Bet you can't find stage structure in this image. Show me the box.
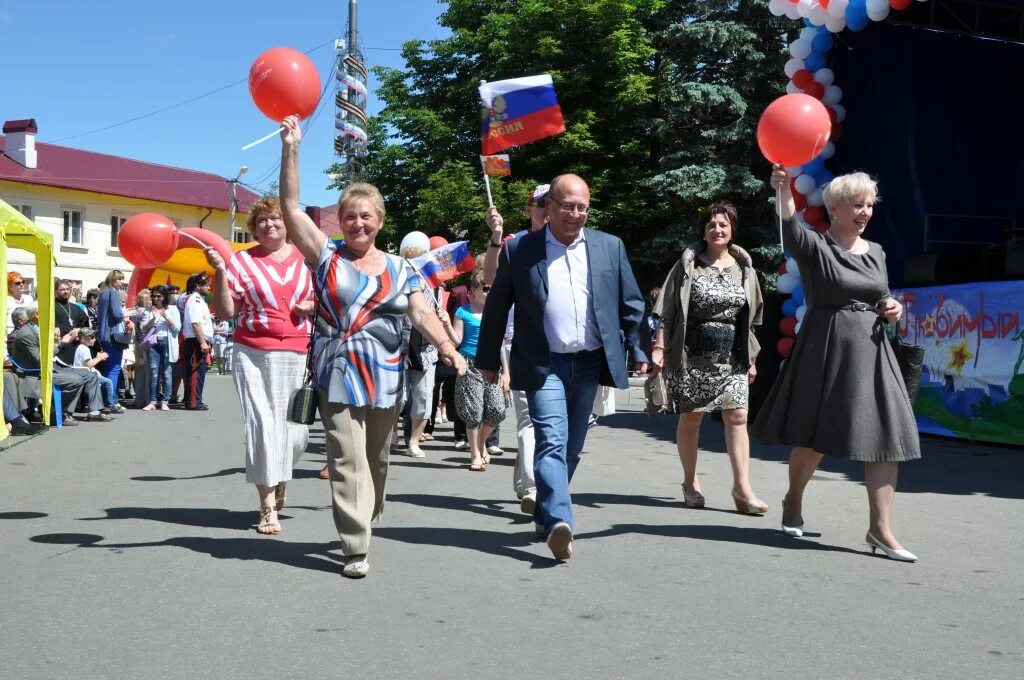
[768,0,1024,445]
[334,0,368,184]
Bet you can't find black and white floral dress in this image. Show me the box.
[665,262,748,412]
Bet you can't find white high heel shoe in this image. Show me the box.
[781,499,804,537]
[866,532,917,562]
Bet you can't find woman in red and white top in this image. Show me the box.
[205,196,315,536]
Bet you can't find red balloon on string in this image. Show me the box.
[118,213,179,268]
[791,70,814,90]
[428,236,449,251]
[248,47,321,122]
[757,94,832,167]
[777,337,795,358]
[780,317,798,337]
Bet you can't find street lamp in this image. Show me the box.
[228,165,248,234]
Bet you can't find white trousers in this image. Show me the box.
[505,341,536,498]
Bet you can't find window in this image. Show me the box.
[16,204,33,220]
[110,214,129,248]
[63,207,84,244]
[232,228,252,244]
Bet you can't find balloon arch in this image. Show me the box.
[768,0,923,358]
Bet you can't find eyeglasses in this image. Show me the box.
[547,196,590,215]
[481,285,492,292]
[12,281,24,285]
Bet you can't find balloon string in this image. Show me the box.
[776,185,784,254]
[241,126,284,151]
[178,231,207,248]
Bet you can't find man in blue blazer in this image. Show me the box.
[476,174,647,561]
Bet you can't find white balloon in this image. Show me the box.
[866,0,888,11]
[795,305,807,322]
[828,0,849,18]
[825,14,847,33]
[809,6,829,25]
[785,4,802,20]
[786,257,801,277]
[813,68,834,86]
[790,38,812,60]
[794,173,817,195]
[820,142,836,160]
[777,272,799,294]
[832,103,846,122]
[784,58,805,78]
[768,0,788,16]
[807,188,824,207]
[867,5,890,21]
[800,27,819,42]
[797,0,817,18]
[786,81,800,95]
[795,320,803,334]
[822,85,843,106]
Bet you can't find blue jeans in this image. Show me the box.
[148,337,172,403]
[100,341,124,398]
[526,350,603,533]
[97,375,116,407]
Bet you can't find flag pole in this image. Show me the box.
[480,156,495,207]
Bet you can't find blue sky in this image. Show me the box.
[1,0,449,208]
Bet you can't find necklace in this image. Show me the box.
[345,247,381,276]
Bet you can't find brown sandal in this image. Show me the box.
[274,482,287,512]
[257,505,281,534]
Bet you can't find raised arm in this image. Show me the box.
[770,164,815,260]
[204,248,237,320]
[482,206,505,285]
[279,115,328,264]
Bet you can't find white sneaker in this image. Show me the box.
[486,445,503,456]
[454,440,469,450]
[408,444,426,459]
[547,522,573,561]
[342,555,370,578]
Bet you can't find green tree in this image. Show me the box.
[329,0,666,257]
[644,0,790,286]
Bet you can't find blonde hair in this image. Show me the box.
[338,182,386,222]
[244,196,283,234]
[821,172,880,216]
[103,269,125,289]
[469,269,486,290]
[135,289,152,307]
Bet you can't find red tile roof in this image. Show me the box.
[0,135,260,212]
[318,203,341,236]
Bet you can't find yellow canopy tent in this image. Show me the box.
[0,198,55,423]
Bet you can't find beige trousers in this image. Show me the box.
[318,389,398,557]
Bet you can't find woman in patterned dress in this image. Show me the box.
[204,196,316,536]
[277,115,466,578]
[651,203,767,514]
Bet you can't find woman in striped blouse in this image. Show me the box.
[205,196,316,536]
[277,115,466,578]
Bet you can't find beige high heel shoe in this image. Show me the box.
[732,489,769,514]
[682,485,705,509]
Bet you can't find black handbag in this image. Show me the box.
[288,300,320,425]
[110,331,132,349]
[890,333,925,403]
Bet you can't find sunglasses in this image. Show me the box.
[481,285,492,292]
[12,280,24,285]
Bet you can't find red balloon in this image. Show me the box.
[248,47,321,122]
[778,262,787,274]
[118,213,179,268]
[813,223,829,233]
[803,206,826,224]
[757,94,832,167]
[830,122,844,142]
[820,0,831,8]
[777,337,795,358]
[428,236,449,251]
[803,82,825,100]
[890,0,912,8]
[791,70,814,90]
[826,106,838,125]
[780,317,798,337]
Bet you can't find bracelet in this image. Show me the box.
[489,241,502,249]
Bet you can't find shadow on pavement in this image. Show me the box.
[30,532,342,573]
[0,511,49,519]
[79,507,260,531]
[387,493,527,524]
[373,526,557,568]
[130,467,245,482]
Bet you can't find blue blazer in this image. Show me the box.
[476,227,646,391]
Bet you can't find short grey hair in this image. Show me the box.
[822,172,880,215]
[11,306,30,325]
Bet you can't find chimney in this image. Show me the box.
[2,119,38,169]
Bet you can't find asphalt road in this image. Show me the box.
[2,375,1022,679]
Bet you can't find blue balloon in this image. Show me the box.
[802,157,826,176]
[847,6,870,32]
[791,286,805,306]
[804,51,826,71]
[848,0,867,6]
[811,32,834,53]
[818,170,835,185]
[803,18,815,28]
[782,299,798,317]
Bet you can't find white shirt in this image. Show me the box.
[182,293,213,339]
[6,294,35,336]
[73,343,92,368]
[543,227,602,354]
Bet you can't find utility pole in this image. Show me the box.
[334,0,368,186]
[228,165,248,239]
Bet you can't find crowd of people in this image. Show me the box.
[4,117,921,575]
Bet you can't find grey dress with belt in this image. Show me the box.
[751,219,921,462]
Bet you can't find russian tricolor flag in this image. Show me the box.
[480,75,566,155]
[481,154,512,177]
[409,241,476,288]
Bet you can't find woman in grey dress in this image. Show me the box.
[753,165,920,562]
[652,203,767,514]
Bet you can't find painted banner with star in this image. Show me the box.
[894,280,1024,445]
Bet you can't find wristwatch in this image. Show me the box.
[489,241,502,249]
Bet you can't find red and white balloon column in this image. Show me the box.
[763,0,924,357]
